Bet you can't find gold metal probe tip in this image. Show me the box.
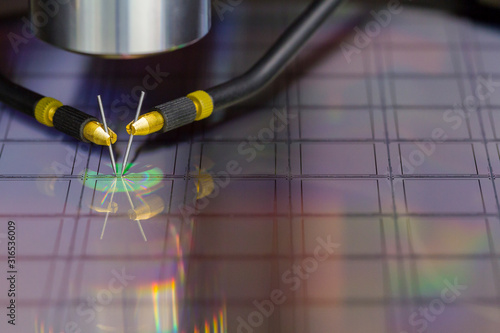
[126,111,164,136]
[83,121,118,146]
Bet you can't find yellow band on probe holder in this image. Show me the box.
[187,91,214,121]
[34,97,63,127]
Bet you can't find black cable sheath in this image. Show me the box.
[206,0,345,111]
[0,73,43,116]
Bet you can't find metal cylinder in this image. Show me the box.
[30,0,211,58]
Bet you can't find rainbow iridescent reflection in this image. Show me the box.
[82,163,163,193]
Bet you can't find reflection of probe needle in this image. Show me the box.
[98,179,148,241]
[121,91,145,176]
[121,177,147,242]
[100,178,118,240]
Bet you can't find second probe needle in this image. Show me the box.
[121,91,145,176]
[97,95,117,174]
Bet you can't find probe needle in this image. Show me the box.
[121,91,145,176]
[97,95,117,174]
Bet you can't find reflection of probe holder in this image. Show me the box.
[128,195,165,221]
